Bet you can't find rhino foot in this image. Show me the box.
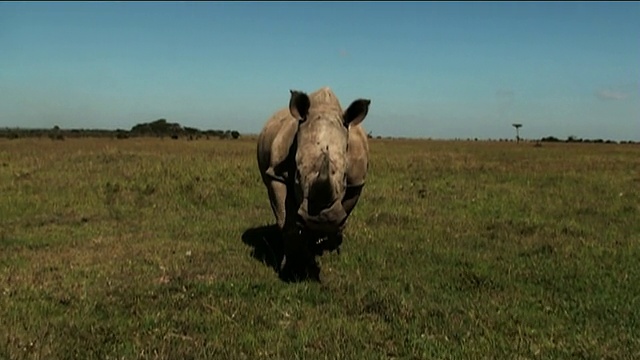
[312,232,343,255]
[279,255,320,283]
[280,228,320,282]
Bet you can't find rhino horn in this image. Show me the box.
[318,149,331,185]
[308,150,333,215]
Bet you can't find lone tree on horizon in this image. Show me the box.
[512,123,522,143]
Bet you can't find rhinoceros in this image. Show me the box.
[257,87,371,280]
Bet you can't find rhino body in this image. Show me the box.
[257,87,371,280]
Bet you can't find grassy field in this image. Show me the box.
[1,136,639,359]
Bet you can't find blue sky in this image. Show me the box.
[1,2,639,140]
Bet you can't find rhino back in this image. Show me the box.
[257,108,296,179]
[308,87,342,114]
[346,124,369,187]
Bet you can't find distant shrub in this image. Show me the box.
[540,136,560,142]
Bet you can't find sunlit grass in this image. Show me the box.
[1,137,638,359]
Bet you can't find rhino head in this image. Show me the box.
[287,88,370,234]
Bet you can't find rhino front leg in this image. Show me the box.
[262,178,291,273]
[325,232,343,254]
[263,178,288,230]
[263,178,318,281]
[311,184,362,256]
[280,226,320,282]
[342,184,364,217]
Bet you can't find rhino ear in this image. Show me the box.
[289,90,310,120]
[343,99,371,127]
[267,116,299,181]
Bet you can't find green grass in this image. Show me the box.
[1,137,639,359]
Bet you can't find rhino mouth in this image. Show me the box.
[297,199,347,233]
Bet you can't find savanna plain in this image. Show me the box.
[1,136,639,359]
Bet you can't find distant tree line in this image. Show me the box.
[1,123,637,145]
[450,136,637,144]
[538,135,636,144]
[425,136,636,145]
[364,133,637,145]
[0,119,242,141]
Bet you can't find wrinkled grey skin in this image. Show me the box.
[257,87,370,279]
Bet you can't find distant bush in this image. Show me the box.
[127,119,243,140]
[0,122,243,140]
[540,136,560,142]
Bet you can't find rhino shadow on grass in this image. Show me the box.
[241,225,321,282]
[241,225,283,272]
